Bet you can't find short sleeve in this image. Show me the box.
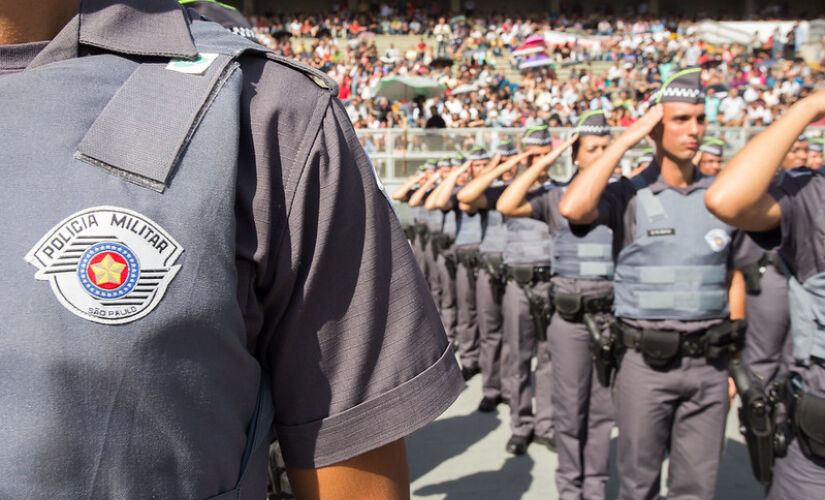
[569,179,631,240]
[484,183,507,209]
[246,62,462,469]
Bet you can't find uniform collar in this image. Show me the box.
[637,161,711,194]
[28,0,198,69]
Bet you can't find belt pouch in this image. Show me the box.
[554,292,582,322]
[795,390,825,459]
[639,329,680,367]
[511,267,533,286]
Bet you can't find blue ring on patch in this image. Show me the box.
[77,242,140,299]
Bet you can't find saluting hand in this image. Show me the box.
[621,103,663,147]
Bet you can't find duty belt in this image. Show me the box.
[554,291,613,322]
[616,319,746,367]
[504,265,551,285]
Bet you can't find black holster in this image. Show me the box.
[508,267,552,341]
[444,251,457,281]
[586,314,617,388]
[730,359,779,485]
[482,256,506,305]
[456,250,479,290]
[403,225,416,243]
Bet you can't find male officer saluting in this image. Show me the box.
[0,1,462,498]
[706,88,825,499]
[695,136,726,177]
[559,69,746,499]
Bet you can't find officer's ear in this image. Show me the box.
[649,122,663,143]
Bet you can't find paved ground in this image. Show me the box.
[407,357,765,500]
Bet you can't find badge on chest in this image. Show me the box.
[25,207,183,324]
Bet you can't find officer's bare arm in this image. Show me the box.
[481,153,502,173]
[430,161,472,210]
[408,175,438,207]
[456,152,528,210]
[424,174,450,211]
[391,174,423,201]
[497,136,577,218]
[728,270,746,321]
[705,90,825,231]
[559,105,663,224]
[287,439,409,500]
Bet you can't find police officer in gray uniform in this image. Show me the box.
[560,69,747,499]
[706,87,825,499]
[409,158,451,329]
[458,140,520,411]
[498,110,616,500]
[429,151,482,378]
[735,136,820,385]
[392,161,437,280]
[426,154,466,346]
[0,1,463,497]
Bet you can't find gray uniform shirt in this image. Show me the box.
[765,169,825,281]
[0,0,462,490]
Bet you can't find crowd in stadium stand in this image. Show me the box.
[243,6,824,130]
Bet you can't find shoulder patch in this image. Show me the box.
[263,53,338,93]
[25,207,183,325]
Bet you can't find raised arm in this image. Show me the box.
[430,161,471,210]
[497,136,577,218]
[391,173,423,201]
[408,174,439,207]
[457,152,530,209]
[705,90,825,231]
[481,153,502,173]
[559,104,663,224]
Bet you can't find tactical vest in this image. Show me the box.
[442,209,457,238]
[551,180,614,280]
[479,210,507,256]
[0,23,275,498]
[552,218,614,280]
[787,271,825,363]
[502,216,552,266]
[613,176,734,320]
[426,207,442,232]
[453,210,483,248]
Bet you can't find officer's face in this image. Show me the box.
[470,160,487,176]
[807,150,823,168]
[575,135,611,170]
[656,102,706,161]
[437,165,451,177]
[781,141,808,170]
[500,163,519,182]
[525,145,552,166]
[698,154,723,176]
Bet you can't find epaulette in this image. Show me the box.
[264,53,339,94]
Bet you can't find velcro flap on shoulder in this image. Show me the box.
[75,53,236,192]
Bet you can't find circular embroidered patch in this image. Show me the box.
[25,206,183,325]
